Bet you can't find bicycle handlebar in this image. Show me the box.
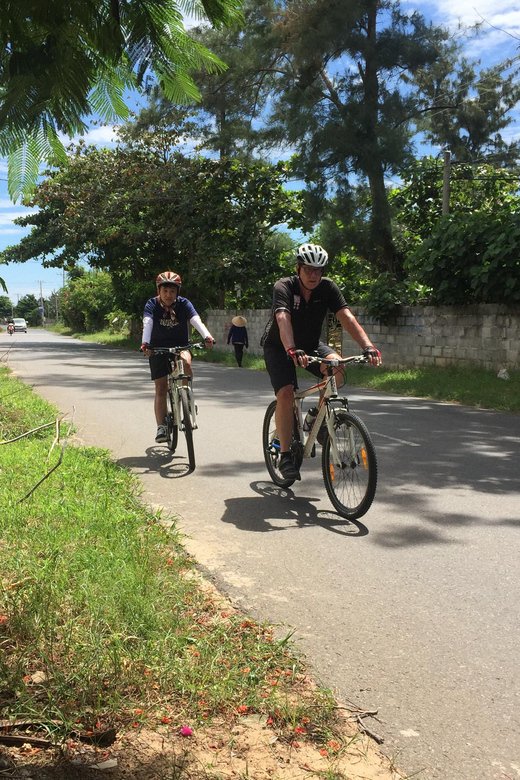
[150,342,206,355]
[307,354,370,367]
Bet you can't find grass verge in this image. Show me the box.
[0,365,341,748]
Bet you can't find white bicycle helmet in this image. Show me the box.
[156,270,182,288]
[296,243,328,268]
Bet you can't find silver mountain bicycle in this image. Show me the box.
[262,354,377,520]
[151,343,202,471]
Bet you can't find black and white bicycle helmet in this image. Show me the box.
[296,243,328,268]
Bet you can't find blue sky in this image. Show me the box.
[1,0,519,303]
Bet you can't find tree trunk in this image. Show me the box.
[361,2,399,277]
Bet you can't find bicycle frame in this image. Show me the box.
[168,352,197,431]
[295,356,367,465]
[262,353,377,519]
[151,344,201,431]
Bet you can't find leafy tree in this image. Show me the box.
[60,271,116,332]
[391,157,520,246]
[189,0,278,159]
[15,294,39,325]
[0,134,301,314]
[191,0,453,280]
[391,157,520,305]
[273,1,456,276]
[45,291,61,321]
[0,0,243,199]
[0,295,13,319]
[407,211,520,305]
[414,53,520,164]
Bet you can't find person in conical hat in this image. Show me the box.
[227,315,248,366]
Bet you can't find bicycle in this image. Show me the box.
[151,343,203,471]
[262,354,377,520]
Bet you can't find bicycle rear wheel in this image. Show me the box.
[180,387,195,471]
[262,400,302,488]
[166,388,178,452]
[321,409,377,520]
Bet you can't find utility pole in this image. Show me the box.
[39,281,45,325]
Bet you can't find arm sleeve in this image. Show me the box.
[142,315,153,345]
[244,328,248,348]
[227,327,232,344]
[190,314,212,340]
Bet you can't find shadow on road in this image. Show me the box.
[117,446,192,478]
[219,480,369,537]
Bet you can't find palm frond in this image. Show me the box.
[0,0,242,195]
[45,123,68,167]
[155,66,202,105]
[165,0,243,27]
[7,133,45,201]
[89,67,132,122]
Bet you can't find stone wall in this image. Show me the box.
[206,304,520,370]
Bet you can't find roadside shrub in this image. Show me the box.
[407,211,520,305]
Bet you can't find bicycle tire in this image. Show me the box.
[180,387,195,471]
[262,400,302,488]
[166,388,178,452]
[321,409,377,520]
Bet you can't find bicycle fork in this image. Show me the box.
[175,387,198,430]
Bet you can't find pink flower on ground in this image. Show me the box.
[179,726,193,737]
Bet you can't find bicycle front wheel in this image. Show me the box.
[166,388,178,453]
[180,387,195,471]
[321,409,377,520]
[262,400,302,488]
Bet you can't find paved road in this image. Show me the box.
[4,330,520,780]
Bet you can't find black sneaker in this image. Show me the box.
[279,453,300,481]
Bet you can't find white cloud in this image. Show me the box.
[0,226,27,236]
[435,0,520,29]
[426,0,520,53]
[81,125,121,145]
[404,1,520,61]
[0,198,36,211]
[58,124,121,148]
[0,209,36,225]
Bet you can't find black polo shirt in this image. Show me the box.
[263,276,348,353]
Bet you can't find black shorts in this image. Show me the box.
[263,342,335,395]
[148,353,171,381]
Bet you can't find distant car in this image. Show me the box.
[13,318,28,333]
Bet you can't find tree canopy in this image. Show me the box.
[0,0,243,199]
[188,1,520,269]
[0,131,301,314]
[2,0,519,315]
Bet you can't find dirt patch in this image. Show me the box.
[0,705,403,779]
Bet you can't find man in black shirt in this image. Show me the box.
[263,243,381,481]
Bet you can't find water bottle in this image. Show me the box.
[303,406,318,432]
